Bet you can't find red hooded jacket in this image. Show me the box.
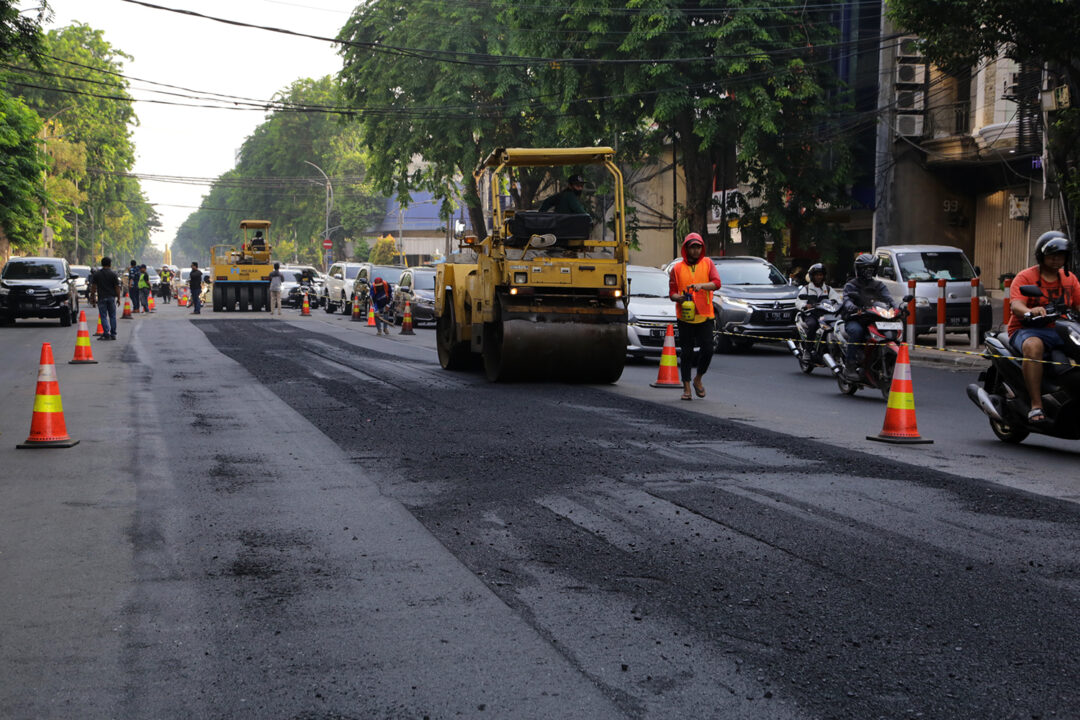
[668,235,721,321]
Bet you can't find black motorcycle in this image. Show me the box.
[966,285,1080,443]
[786,296,841,374]
[822,300,910,398]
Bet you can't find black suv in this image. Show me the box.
[0,257,80,326]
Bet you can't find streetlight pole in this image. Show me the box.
[304,160,333,271]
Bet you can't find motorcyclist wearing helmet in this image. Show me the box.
[840,253,897,381]
[1006,231,1080,423]
[796,263,840,341]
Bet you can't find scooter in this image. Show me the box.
[822,300,909,398]
[786,297,841,374]
[965,284,1080,443]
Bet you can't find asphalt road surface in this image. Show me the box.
[2,305,1079,719]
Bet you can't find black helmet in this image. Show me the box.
[807,262,826,281]
[853,253,878,280]
[1034,230,1071,264]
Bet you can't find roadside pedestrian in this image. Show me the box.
[268,262,284,316]
[189,262,203,315]
[160,266,172,303]
[91,256,121,340]
[370,276,393,335]
[137,264,151,312]
[127,259,139,311]
[668,233,721,400]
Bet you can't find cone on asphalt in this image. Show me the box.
[121,292,133,319]
[69,310,98,364]
[17,343,79,449]
[351,294,363,322]
[366,304,376,326]
[650,324,683,388]
[399,301,415,335]
[867,344,932,444]
[94,315,104,336]
[148,293,156,313]
[301,292,311,316]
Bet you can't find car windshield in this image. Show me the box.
[345,266,360,280]
[895,251,976,282]
[628,270,669,297]
[412,272,436,291]
[715,261,787,286]
[3,261,63,280]
[70,267,91,278]
[373,267,404,284]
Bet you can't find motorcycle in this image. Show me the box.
[785,296,841,374]
[822,299,910,398]
[965,284,1080,443]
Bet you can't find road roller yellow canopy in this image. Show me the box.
[481,147,616,168]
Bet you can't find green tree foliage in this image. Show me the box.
[0,91,46,246]
[3,22,159,262]
[368,236,397,265]
[172,76,384,267]
[888,0,1079,230]
[0,0,47,63]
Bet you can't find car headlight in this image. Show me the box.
[627,310,636,323]
[979,296,992,305]
[0,286,9,296]
[52,286,68,296]
[722,297,750,310]
[915,296,931,307]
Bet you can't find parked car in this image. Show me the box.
[322,262,365,314]
[352,264,407,316]
[390,267,436,325]
[873,244,993,340]
[625,264,678,358]
[69,265,92,298]
[0,256,80,326]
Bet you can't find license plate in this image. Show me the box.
[764,311,790,321]
[650,328,664,338]
[876,321,903,330]
[947,317,968,326]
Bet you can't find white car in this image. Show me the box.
[69,265,92,298]
[322,262,364,314]
[626,264,678,358]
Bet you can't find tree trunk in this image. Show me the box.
[675,111,715,252]
[462,171,487,240]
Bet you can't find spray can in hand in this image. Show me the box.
[679,289,697,322]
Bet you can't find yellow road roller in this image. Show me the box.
[211,220,273,312]
[435,147,628,382]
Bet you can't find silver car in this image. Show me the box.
[626,265,678,358]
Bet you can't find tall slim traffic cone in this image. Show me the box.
[301,292,311,316]
[121,292,133,319]
[366,304,376,326]
[17,343,79,449]
[399,301,415,335]
[148,293,156,313]
[650,324,682,388]
[867,344,932,444]
[94,315,104,336]
[69,310,98,364]
[351,294,363,322]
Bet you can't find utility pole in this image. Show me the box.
[304,160,333,271]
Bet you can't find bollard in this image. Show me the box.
[969,277,980,349]
[1002,276,1012,331]
[906,279,917,347]
[936,278,947,350]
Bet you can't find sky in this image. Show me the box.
[39,0,353,250]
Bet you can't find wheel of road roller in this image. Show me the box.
[230,285,242,311]
[244,285,255,311]
[212,285,223,312]
[436,297,470,371]
[258,285,269,311]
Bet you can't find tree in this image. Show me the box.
[888,0,1080,231]
[0,0,47,62]
[0,92,46,247]
[368,236,397,265]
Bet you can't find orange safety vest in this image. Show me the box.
[673,260,716,321]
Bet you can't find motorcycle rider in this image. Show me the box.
[796,263,839,343]
[1007,231,1080,424]
[841,254,897,381]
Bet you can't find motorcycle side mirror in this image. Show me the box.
[902,294,915,303]
[1019,284,1044,298]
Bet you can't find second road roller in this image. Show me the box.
[435,147,628,382]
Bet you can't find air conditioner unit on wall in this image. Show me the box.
[897,36,923,60]
[895,114,925,138]
[896,64,927,85]
[895,89,926,112]
[1008,194,1030,220]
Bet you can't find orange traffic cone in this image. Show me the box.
[121,292,133,319]
[651,324,682,388]
[94,315,104,336]
[351,294,363,322]
[17,343,79,449]
[366,304,376,326]
[69,310,98,364]
[178,293,187,307]
[399,301,415,335]
[867,344,932,444]
[301,292,311,316]
[148,293,156,313]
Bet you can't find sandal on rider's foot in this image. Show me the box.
[1027,407,1048,424]
[693,379,706,398]
[680,391,693,401]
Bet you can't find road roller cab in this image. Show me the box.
[211,220,275,312]
[435,147,628,382]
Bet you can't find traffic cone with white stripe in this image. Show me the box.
[650,324,682,388]
[69,310,98,364]
[351,294,363,322]
[17,343,79,449]
[399,301,415,335]
[148,293,156,313]
[301,292,311,316]
[366,304,376,326]
[867,344,932,444]
[121,292,133,319]
[94,315,104,336]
